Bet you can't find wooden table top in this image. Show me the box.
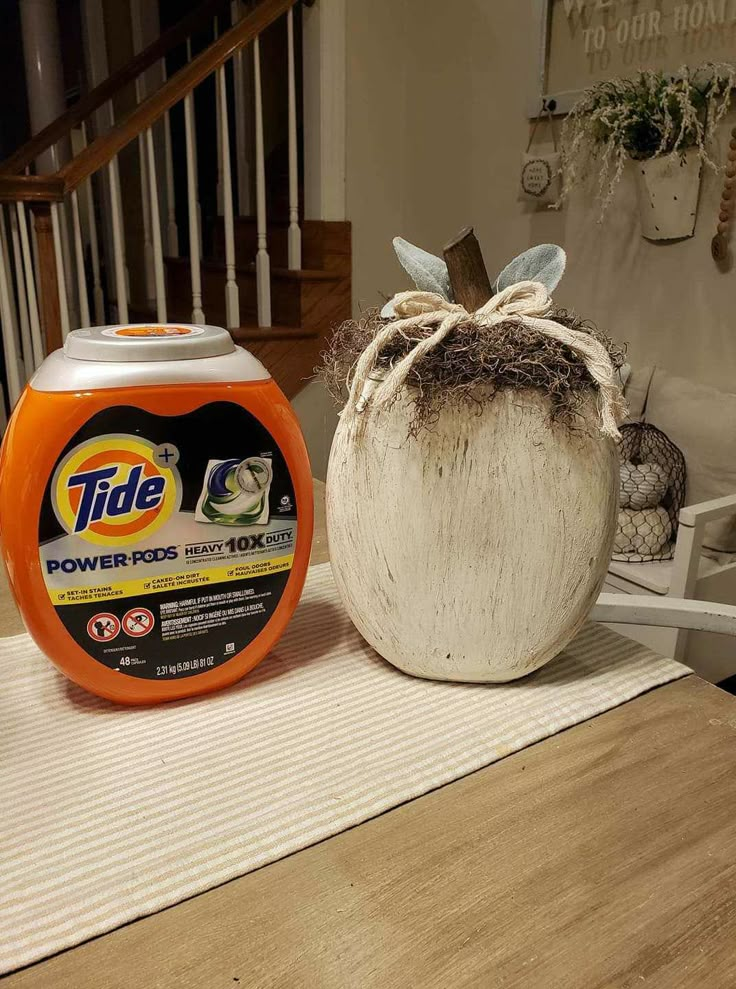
[4,480,736,988]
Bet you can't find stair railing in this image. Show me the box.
[0,0,304,411]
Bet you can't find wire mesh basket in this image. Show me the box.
[613,422,687,563]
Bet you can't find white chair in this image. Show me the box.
[602,496,736,682]
[599,365,736,684]
[593,592,736,641]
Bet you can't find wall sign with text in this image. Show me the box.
[532,0,736,115]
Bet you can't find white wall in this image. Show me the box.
[301,0,736,479]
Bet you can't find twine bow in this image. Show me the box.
[346,280,627,440]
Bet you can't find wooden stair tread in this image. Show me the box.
[124,310,318,343]
[164,256,340,282]
[159,221,351,399]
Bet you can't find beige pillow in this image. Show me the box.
[644,368,736,553]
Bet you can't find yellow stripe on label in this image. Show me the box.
[49,555,295,606]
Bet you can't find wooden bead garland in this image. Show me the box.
[712,125,736,263]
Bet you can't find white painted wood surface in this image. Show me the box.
[16,203,44,368]
[184,91,205,324]
[287,6,301,270]
[0,210,23,405]
[593,593,736,637]
[137,127,156,307]
[50,203,70,340]
[602,488,736,681]
[107,158,129,324]
[253,35,271,328]
[130,0,156,308]
[57,201,79,332]
[327,388,619,683]
[231,0,252,217]
[7,208,33,376]
[70,190,91,328]
[218,65,240,330]
[79,121,104,325]
[155,52,179,257]
[214,17,224,218]
[185,37,203,254]
[145,128,167,323]
[0,209,19,370]
[302,0,346,221]
[163,108,179,257]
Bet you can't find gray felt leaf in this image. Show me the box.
[380,299,397,319]
[494,244,567,294]
[393,236,452,300]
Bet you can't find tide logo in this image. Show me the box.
[52,436,181,546]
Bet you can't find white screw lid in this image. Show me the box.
[64,323,236,363]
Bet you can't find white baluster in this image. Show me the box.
[16,203,44,367]
[163,108,178,256]
[29,211,42,335]
[287,7,301,270]
[8,208,33,374]
[162,116,178,257]
[0,204,21,378]
[0,215,23,406]
[214,18,224,217]
[58,203,79,330]
[146,128,167,324]
[70,191,90,328]
[186,37,203,253]
[219,65,240,330]
[151,47,179,256]
[138,128,156,307]
[81,123,105,324]
[50,203,70,340]
[108,158,129,323]
[231,0,252,216]
[184,91,205,324]
[253,36,271,328]
[131,0,156,307]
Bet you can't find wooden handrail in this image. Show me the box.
[0,176,65,202]
[57,0,296,195]
[0,0,230,177]
[0,0,297,203]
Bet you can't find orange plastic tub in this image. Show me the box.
[0,324,313,704]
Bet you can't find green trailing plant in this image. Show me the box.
[558,62,736,218]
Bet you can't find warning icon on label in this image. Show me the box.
[122,607,155,638]
[87,613,121,642]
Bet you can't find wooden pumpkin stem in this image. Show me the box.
[443,227,493,312]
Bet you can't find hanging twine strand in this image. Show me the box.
[345,280,627,440]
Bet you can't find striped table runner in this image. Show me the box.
[0,562,688,974]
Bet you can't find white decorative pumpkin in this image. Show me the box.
[327,387,619,683]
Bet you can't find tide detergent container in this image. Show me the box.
[0,324,313,704]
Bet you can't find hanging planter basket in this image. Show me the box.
[634,149,702,241]
[556,64,736,241]
[322,233,627,684]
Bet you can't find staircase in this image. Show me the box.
[0,0,350,410]
[160,217,349,396]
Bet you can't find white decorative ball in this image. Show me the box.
[613,505,672,556]
[619,460,670,509]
